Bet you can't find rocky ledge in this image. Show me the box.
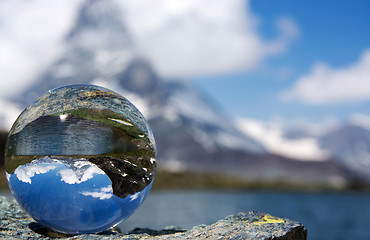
[0,196,307,239]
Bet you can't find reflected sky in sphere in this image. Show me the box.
[4,85,156,234]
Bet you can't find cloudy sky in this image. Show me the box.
[0,0,369,129]
[194,0,370,126]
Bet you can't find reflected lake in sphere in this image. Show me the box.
[4,85,156,234]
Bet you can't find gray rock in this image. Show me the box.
[0,196,307,239]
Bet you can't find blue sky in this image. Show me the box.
[194,0,370,124]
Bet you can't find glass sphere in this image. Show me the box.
[4,84,156,234]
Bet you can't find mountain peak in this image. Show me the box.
[116,59,160,95]
[67,0,130,50]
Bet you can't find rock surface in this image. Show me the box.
[0,196,307,239]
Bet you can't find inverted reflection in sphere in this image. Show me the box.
[4,84,156,234]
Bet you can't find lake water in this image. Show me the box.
[2,190,370,240]
[119,190,370,240]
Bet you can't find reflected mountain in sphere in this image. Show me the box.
[4,85,156,234]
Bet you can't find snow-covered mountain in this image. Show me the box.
[0,0,365,187]
[236,116,370,183]
[11,0,264,169]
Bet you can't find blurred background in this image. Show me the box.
[1,0,370,239]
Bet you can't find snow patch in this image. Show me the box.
[161,159,186,172]
[215,131,252,150]
[192,127,217,152]
[59,113,68,122]
[109,118,133,126]
[169,88,223,126]
[349,113,370,131]
[59,164,105,184]
[94,50,133,76]
[163,106,181,125]
[236,118,329,161]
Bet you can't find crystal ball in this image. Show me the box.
[4,84,156,234]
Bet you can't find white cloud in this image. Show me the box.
[81,186,113,200]
[118,0,298,77]
[0,0,300,130]
[281,49,370,104]
[0,0,298,97]
[277,17,299,38]
[236,118,329,161]
[264,17,299,56]
[0,0,82,97]
[15,164,57,184]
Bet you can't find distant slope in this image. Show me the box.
[320,124,370,181]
